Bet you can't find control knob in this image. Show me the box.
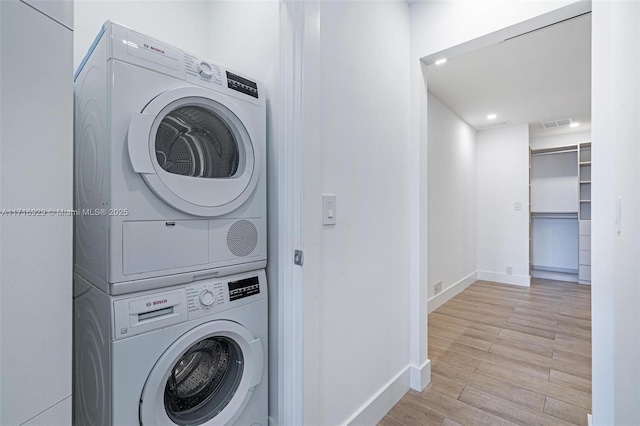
[199,289,215,306]
[197,62,213,79]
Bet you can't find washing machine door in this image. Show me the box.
[139,321,264,426]
[128,87,261,217]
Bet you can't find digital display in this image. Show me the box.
[227,71,259,98]
[228,276,260,301]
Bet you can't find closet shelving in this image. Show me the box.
[578,142,592,284]
[578,142,591,220]
[530,144,580,283]
[529,141,591,285]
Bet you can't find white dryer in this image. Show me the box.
[73,269,268,425]
[74,22,266,295]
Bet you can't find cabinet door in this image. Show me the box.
[0,2,73,424]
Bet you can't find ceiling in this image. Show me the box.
[426,13,591,137]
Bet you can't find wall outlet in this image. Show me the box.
[434,281,442,295]
[506,266,513,275]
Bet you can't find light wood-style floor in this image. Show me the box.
[380,278,591,426]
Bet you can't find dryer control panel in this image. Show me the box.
[184,53,223,86]
[103,21,264,107]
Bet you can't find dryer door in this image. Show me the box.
[128,87,260,217]
[140,320,264,426]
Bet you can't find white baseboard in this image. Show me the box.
[587,413,592,426]
[428,272,478,313]
[477,270,530,287]
[532,269,578,283]
[344,366,410,426]
[410,359,431,391]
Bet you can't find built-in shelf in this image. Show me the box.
[578,143,592,222]
[579,144,592,163]
[578,142,592,284]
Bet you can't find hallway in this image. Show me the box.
[380,279,591,425]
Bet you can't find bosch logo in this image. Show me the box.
[153,299,168,306]
[146,302,151,307]
[142,43,165,55]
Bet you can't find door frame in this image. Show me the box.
[276,1,306,424]
[413,0,593,410]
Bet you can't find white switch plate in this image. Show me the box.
[514,202,521,211]
[323,194,336,225]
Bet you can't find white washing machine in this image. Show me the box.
[73,269,268,426]
[74,22,266,295]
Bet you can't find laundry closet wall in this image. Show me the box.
[74,1,210,71]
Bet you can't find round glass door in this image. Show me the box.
[155,106,240,179]
[164,337,243,425]
[139,321,264,426]
[128,87,262,217]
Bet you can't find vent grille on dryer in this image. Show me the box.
[227,220,258,257]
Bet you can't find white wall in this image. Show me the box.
[592,1,640,424]
[530,130,591,150]
[207,1,279,85]
[426,93,476,299]
[303,1,412,424]
[73,0,211,71]
[476,124,530,286]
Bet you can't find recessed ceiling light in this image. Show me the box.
[570,122,580,128]
[435,58,448,66]
[487,114,497,120]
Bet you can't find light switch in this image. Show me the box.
[514,202,522,211]
[323,195,336,225]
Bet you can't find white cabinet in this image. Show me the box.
[0,1,73,424]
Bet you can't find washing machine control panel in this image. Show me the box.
[228,276,261,301]
[185,271,264,320]
[186,281,226,319]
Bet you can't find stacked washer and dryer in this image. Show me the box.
[73,22,268,426]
